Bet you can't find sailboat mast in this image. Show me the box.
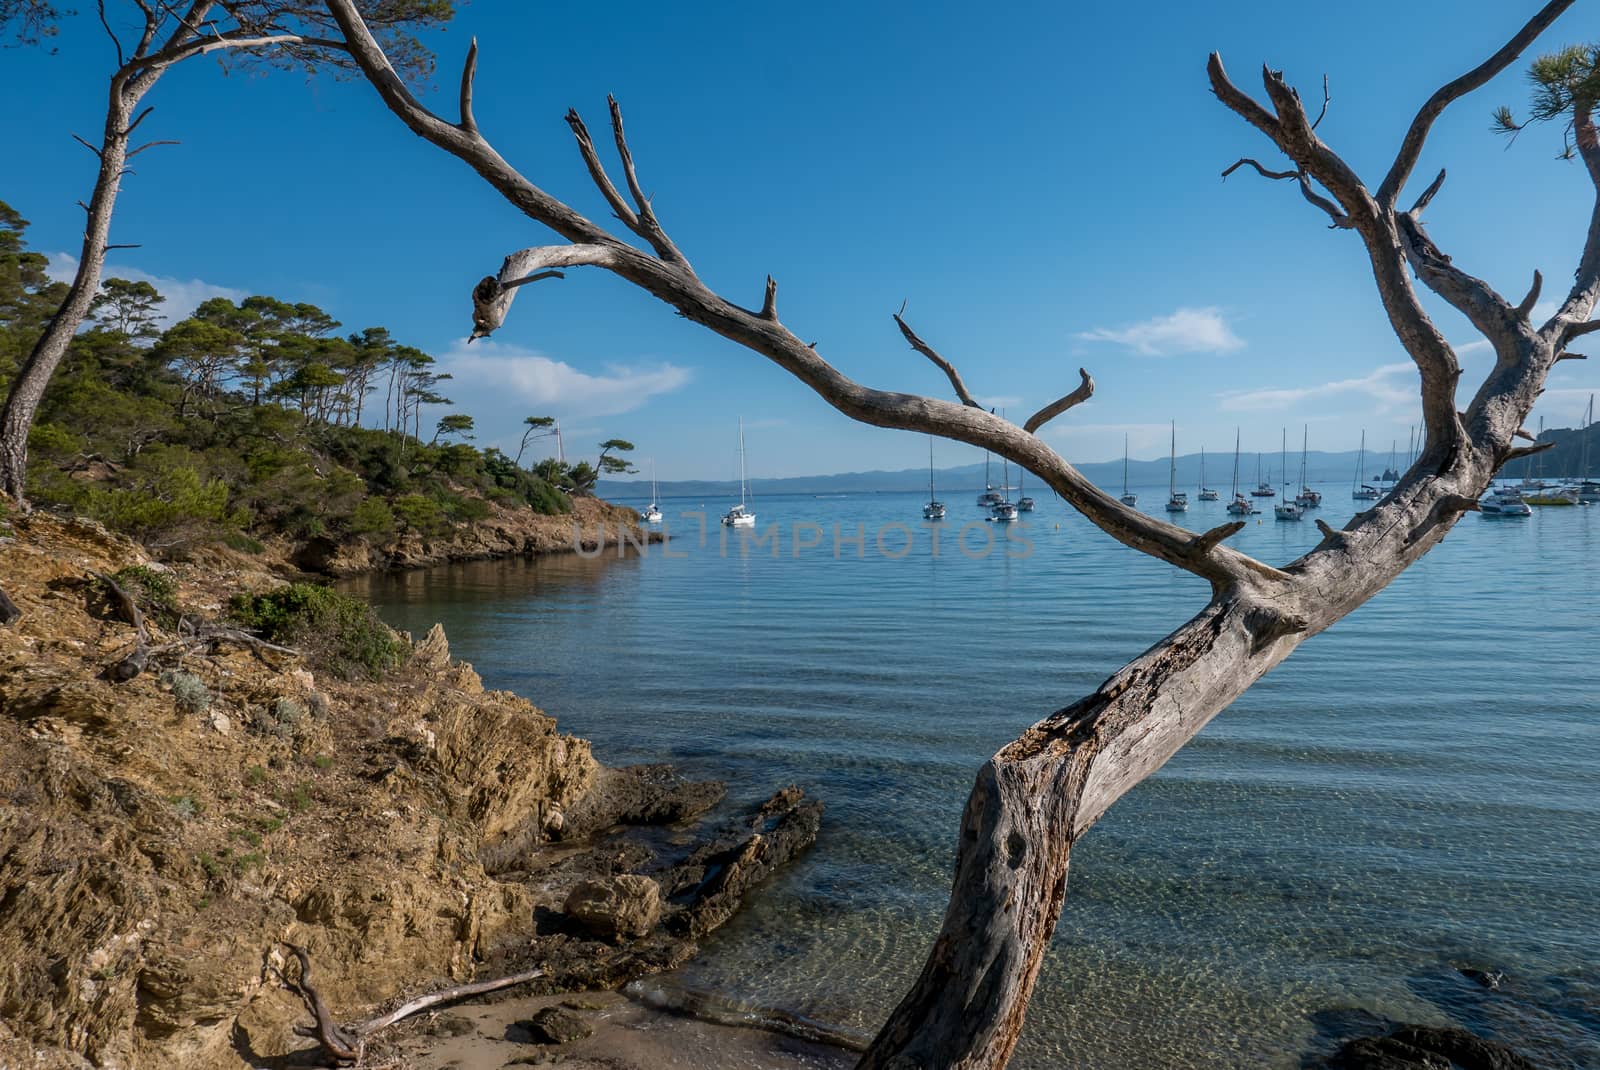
[1200,447,1206,491]
[1280,427,1288,493]
[738,418,749,508]
[928,437,935,499]
[1232,429,1241,496]
[1169,421,1177,496]
[1123,434,1130,495]
[1300,426,1308,488]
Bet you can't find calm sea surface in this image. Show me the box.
[344,486,1600,1068]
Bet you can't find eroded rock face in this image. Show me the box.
[564,875,663,940]
[0,516,603,1068]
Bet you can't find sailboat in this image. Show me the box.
[1524,416,1578,505]
[1251,452,1276,496]
[1165,422,1188,512]
[642,460,663,524]
[988,454,1019,522]
[1579,395,1600,503]
[1378,440,1401,494]
[1119,434,1138,507]
[1227,429,1254,515]
[720,419,757,526]
[1274,429,1302,520]
[922,437,946,520]
[1352,430,1380,500]
[1198,447,1219,501]
[1017,463,1035,512]
[1294,426,1321,509]
[976,449,1003,508]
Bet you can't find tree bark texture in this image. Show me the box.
[0,86,134,503]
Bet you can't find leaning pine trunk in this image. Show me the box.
[0,80,135,503]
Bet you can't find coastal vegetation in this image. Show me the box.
[0,201,665,561]
[318,0,1600,1066]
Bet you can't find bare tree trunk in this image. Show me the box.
[0,86,135,505]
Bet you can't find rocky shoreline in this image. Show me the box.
[0,513,814,1069]
[284,496,659,578]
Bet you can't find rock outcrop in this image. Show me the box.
[0,514,806,1069]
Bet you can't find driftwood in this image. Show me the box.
[93,571,150,681]
[279,942,545,1066]
[90,571,299,681]
[322,3,1593,1066]
[0,587,19,626]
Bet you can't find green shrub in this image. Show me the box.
[110,565,178,625]
[392,493,445,535]
[229,583,404,679]
[347,496,395,537]
[160,670,211,715]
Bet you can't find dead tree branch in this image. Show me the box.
[892,311,982,409]
[1023,369,1094,433]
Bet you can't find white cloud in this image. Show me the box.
[1217,362,1416,413]
[1075,307,1244,356]
[439,339,692,418]
[1454,339,1492,356]
[975,394,1023,411]
[47,253,247,325]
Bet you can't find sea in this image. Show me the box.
[341,485,1600,1069]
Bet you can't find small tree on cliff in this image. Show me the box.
[0,0,453,506]
[326,2,1593,1066]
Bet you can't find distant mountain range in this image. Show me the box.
[600,449,1408,499]
[599,425,1600,500]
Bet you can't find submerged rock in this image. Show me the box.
[1328,1025,1539,1069]
[521,1005,594,1044]
[564,874,663,940]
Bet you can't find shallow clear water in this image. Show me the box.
[344,487,1600,1068]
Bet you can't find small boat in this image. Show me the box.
[1226,429,1255,515]
[1481,485,1532,517]
[1198,446,1219,501]
[1293,426,1321,509]
[1120,434,1137,507]
[1250,452,1276,497]
[642,460,663,523]
[1165,422,1187,512]
[1579,395,1599,503]
[1016,462,1035,512]
[1523,416,1578,505]
[976,450,1004,507]
[922,437,946,520]
[720,419,757,527]
[1352,430,1381,500]
[1274,428,1302,521]
[988,454,1019,521]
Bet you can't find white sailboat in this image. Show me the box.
[642,460,663,524]
[1524,417,1579,505]
[720,419,757,527]
[1119,434,1138,507]
[1274,428,1302,521]
[988,454,1019,522]
[1352,430,1380,500]
[1579,394,1600,503]
[1227,428,1254,515]
[976,449,1003,508]
[1198,446,1219,501]
[1017,464,1035,512]
[1165,422,1187,512]
[1251,452,1276,497]
[1293,426,1321,509]
[922,437,946,520]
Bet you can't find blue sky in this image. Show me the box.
[3,0,1597,481]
